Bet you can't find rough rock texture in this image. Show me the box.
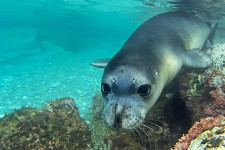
[206,43,225,74]
[178,69,225,122]
[188,126,225,149]
[178,43,225,122]
[0,97,92,150]
[174,115,225,150]
[173,43,225,149]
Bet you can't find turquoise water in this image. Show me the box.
[0,0,167,120]
[0,0,225,121]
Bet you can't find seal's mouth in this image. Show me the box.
[102,94,149,130]
[112,116,143,130]
[103,105,145,130]
[104,118,143,130]
[104,114,165,142]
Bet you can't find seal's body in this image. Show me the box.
[91,11,217,130]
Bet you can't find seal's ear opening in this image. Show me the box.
[90,58,111,68]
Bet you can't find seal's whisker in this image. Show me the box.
[144,120,163,133]
[130,129,137,140]
[142,126,152,138]
[148,119,167,126]
[134,129,139,140]
[141,124,157,133]
[128,130,137,140]
[135,128,143,141]
[139,126,150,140]
[155,120,167,125]
[137,127,145,141]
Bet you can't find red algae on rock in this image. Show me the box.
[201,69,225,117]
[174,115,225,150]
[204,89,225,116]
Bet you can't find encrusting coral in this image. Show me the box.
[188,125,225,149]
[173,115,225,150]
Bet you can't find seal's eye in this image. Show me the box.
[138,84,151,96]
[101,83,111,95]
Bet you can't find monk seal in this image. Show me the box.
[91,11,217,130]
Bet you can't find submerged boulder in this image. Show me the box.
[0,97,92,150]
[178,43,225,121]
[174,43,225,149]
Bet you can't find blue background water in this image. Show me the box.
[0,0,166,120]
[0,0,224,122]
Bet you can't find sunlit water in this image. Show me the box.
[0,0,225,122]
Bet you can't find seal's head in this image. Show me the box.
[91,11,216,130]
[101,65,159,130]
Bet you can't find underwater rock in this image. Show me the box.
[178,43,225,121]
[206,43,225,74]
[189,126,225,149]
[0,97,92,150]
[173,115,225,150]
[173,43,225,149]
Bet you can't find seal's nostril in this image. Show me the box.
[113,105,125,129]
[113,115,122,128]
[117,115,122,125]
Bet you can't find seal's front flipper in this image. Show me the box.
[182,49,212,68]
[90,58,111,68]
